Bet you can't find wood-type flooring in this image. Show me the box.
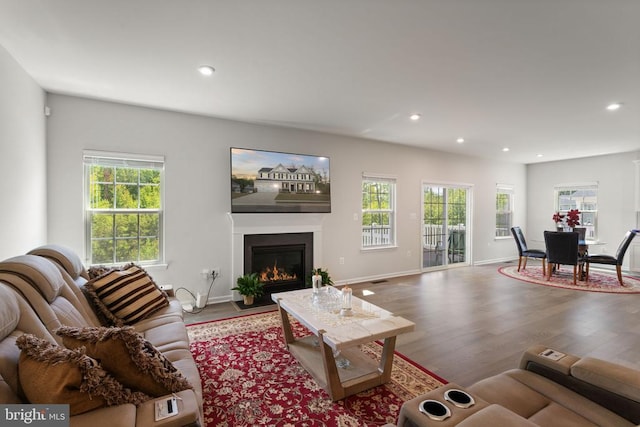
[185,261,640,386]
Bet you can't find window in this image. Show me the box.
[362,175,396,248]
[554,183,598,239]
[84,151,164,266]
[496,184,514,237]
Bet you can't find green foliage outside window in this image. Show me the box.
[87,162,162,265]
[362,180,392,226]
[423,187,466,226]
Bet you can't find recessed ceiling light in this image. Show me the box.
[409,113,421,121]
[537,154,543,158]
[606,102,622,111]
[456,138,465,144]
[198,65,215,76]
[502,147,510,152]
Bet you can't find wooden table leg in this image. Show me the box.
[276,299,295,346]
[379,336,397,382]
[318,330,345,400]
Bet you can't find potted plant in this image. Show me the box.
[232,273,265,305]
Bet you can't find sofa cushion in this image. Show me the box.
[28,245,89,281]
[458,404,538,426]
[0,287,20,340]
[468,370,551,420]
[0,255,65,303]
[469,369,635,427]
[572,357,640,403]
[56,325,192,397]
[84,264,168,325]
[16,334,148,415]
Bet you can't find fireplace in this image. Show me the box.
[244,232,313,294]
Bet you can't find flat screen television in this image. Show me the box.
[230,147,331,213]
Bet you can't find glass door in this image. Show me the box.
[422,184,470,269]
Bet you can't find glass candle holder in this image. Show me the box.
[312,274,321,294]
[341,286,352,309]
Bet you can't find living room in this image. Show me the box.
[1,2,640,424]
[1,56,638,304]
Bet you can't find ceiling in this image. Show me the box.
[1,1,638,164]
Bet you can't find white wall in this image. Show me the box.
[46,94,526,301]
[526,152,640,269]
[0,45,47,259]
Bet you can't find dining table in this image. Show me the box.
[534,231,606,281]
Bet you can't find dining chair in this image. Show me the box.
[511,226,546,275]
[573,227,587,243]
[544,231,582,285]
[585,230,638,286]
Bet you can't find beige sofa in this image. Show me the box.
[0,245,202,427]
[398,344,640,426]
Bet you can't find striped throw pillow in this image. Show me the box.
[86,265,168,325]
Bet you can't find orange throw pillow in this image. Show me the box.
[16,334,148,415]
[56,326,192,397]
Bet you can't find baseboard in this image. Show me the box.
[474,256,519,266]
[333,268,422,286]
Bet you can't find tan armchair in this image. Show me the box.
[397,345,640,426]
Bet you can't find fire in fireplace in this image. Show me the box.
[244,232,313,294]
[258,260,298,283]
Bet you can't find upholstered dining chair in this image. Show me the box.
[573,227,587,243]
[544,231,582,285]
[585,229,638,286]
[511,226,546,275]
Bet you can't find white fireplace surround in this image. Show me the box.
[227,213,325,299]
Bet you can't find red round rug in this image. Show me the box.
[499,265,640,294]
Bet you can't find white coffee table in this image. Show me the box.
[271,287,415,401]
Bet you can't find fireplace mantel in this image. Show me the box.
[227,213,325,297]
[227,213,325,234]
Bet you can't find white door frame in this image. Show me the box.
[420,180,474,271]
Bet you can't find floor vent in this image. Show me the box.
[370,279,388,284]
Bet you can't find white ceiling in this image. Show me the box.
[1,0,638,164]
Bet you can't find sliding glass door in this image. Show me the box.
[422,183,471,269]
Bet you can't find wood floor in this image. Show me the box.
[184,261,640,387]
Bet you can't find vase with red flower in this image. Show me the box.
[552,209,581,231]
[552,212,565,231]
[565,209,581,230]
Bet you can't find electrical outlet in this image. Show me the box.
[202,268,218,279]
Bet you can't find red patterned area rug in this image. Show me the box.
[187,310,445,426]
[499,265,640,293]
